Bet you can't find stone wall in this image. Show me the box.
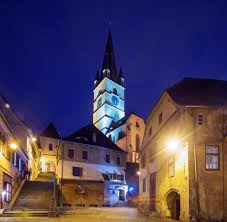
[61,179,104,206]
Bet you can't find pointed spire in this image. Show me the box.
[102,30,118,82]
[119,67,124,79]
[95,70,99,81]
[118,67,124,86]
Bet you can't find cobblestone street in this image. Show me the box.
[0,208,172,222]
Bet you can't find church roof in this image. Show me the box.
[167,77,227,106]
[63,124,126,153]
[40,123,60,139]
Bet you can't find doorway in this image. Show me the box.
[166,190,180,220]
[119,189,125,201]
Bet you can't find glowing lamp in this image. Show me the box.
[32,137,37,142]
[129,187,134,192]
[166,139,179,152]
[136,171,141,176]
[0,152,2,157]
[4,103,10,109]
[10,143,17,149]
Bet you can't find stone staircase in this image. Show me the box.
[1,173,55,217]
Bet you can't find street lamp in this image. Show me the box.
[166,139,179,152]
[10,143,17,150]
[136,171,141,176]
[32,137,37,142]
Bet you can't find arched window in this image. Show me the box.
[136,122,140,128]
[108,134,112,141]
[113,88,118,95]
[136,134,140,152]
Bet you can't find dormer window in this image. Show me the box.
[103,69,110,77]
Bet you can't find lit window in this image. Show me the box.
[68,149,75,159]
[206,145,219,170]
[72,167,83,176]
[48,144,53,151]
[105,154,110,163]
[159,113,163,125]
[169,158,175,177]
[117,156,121,165]
[82,151,88,160]
[197,114,204,125]
[143,177,146,192]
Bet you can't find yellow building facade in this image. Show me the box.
[139,78,227,221]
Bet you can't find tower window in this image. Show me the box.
[159,112,163,125]
[97,97,102,108]
[113,88,118,95]
[143,177,146,192]
[136,122,140,128]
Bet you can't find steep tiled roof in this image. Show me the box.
[167,77,227,106]
[63,124,126,153]
[40,123,60,139]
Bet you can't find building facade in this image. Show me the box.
[0,96,39,209]
[139,78,227,221]
[39,124,128,206]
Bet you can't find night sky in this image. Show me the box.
[0,1,227,136]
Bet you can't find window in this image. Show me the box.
[118,131,126,140]
[143,177,146,192]
[68,149,75,159]
[169,158,175,177]
[72,167,83,176]
[141,154,146,169]
[206,145,219,170]
[136,122,140,128]
[113,88,118,95]
[82,151,88,160]
[117,174,124,181]
[117,156,121,165]
[49,144,53,151]
[97,97,102,108]
[105,154,110,163]
[197,114,204,125]
[136,134,140,152]
[149,127,152,136]
[159,112,163,125]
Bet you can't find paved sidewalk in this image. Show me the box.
[0,207,172,222]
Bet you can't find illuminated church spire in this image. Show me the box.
[93,31,125,134]
[101,30,118,82]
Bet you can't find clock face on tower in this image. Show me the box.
[111,95,119,105]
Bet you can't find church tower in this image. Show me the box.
[93,31,125,134]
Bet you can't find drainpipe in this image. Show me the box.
[193,114,200,221]
[60,141,64,207]
[221,108,225,220]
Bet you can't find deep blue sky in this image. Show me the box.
[0,1,227,136]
